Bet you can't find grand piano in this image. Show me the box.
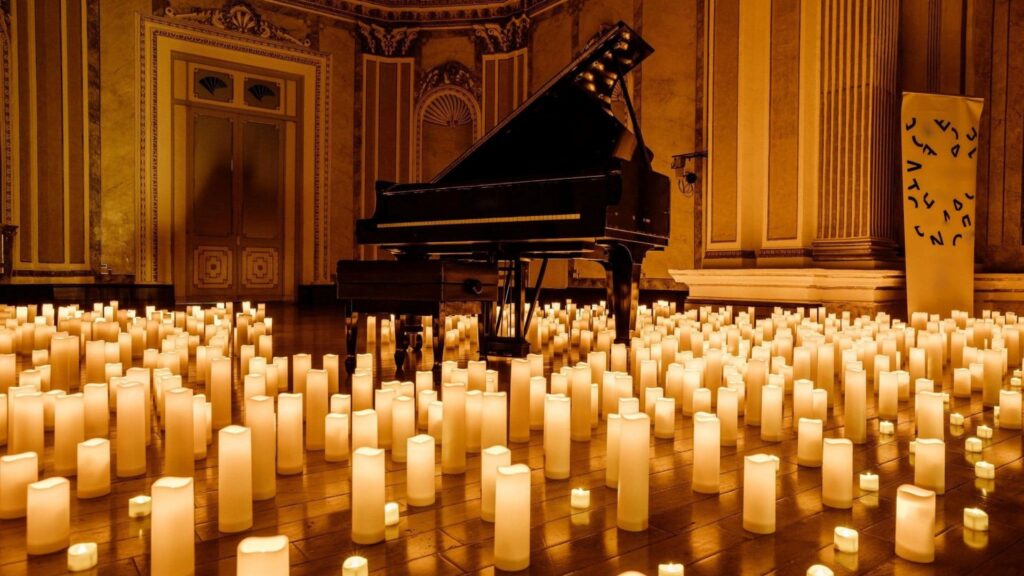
[337,21,670,372]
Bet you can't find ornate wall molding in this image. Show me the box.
[165,0,311,47]
[272,0,561,26]
[417,61,480,100]
[0,14,11,225]
[473,14,530,53]
[356,21,418,56]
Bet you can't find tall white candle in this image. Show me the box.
[351,408,378,453]
[305,369,328,450]
[442,382,467,474]
[481,445,511,522]
[999,389,1022,429]
[0,452,38,518]
[465,390,482,454]
[693,411,720,494]
[407,434,436,506]
[760,384,783,442]
[654,397,676,439]
[494,463,531,571]
[570,364,591,441]
[237,535,289,575]
[292,353,311,396]
[210,355,232,429]
[77,438,110,498]
[374,387,395,449]
[352,370,373,412]
[246,395,277,499]
[53,393,84,475]
[605,413,622,489]
[878,371,899,420]
[151,476,194,576]
[914,438,945,494]
[163,387,193,477]
[618,413,650,531]
[916,391,944,441]
[845,367,867,444]
[743,453,777,534]
[544,394,571,479]
[822,438,853,509]
[277,393,304,475]
[509,358,531,442]
[325,413,350,463]
[218,425,253,532]
[982,349,1003,407]
[529,376,546,430]
[797,418,823,467]
[26,477,70,555]
[481,391,508,448]
[716,387,738,446]
[115,381,146,477]
[352,447,385,545]
[895,484,935,563]
[11,390,43,457]
[745,359,766,424]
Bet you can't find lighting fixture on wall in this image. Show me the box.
[671,151,706,197]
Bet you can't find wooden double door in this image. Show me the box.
[186,108,285,302]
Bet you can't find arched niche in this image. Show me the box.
[415,63,482,181]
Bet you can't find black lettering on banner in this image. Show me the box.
[953,233,963,246]
[907,160,923,172]
[953,198,963,211]
[905,117,917,131]
[962,214,972,228]
[914,225,925,237]
[943,210,951,223]
[968,147,977,159]
[951,143,960,157]
[930,232,944,246]
[908,178,920,191]
[909,196,919,208]
[934,119,951,132]
[967,127,977,141]
[923,192,935,209]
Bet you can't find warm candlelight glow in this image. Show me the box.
[964,507,989,531]
[342,555,369,576]
[218,425,253,533]
[743,454,778,534]
[570,487,590,509]
[352,447,385,544]
[384,501,400,527]
[859,472,879,492]
[895,484,936,563]
[618,413,650,531]
[27,477,70,555]
[67,542,98,572]
[237,535,289,575]
[128,495,151,518]
[834,526,859,553]
[151,477,194,576]
[494,463,531,571]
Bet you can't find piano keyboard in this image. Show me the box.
[377,213,581,229]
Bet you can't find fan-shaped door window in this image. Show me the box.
[417,88,481,180]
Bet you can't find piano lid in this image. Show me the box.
[421,21,655,187]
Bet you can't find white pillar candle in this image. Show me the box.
[953,367,972,398]
[304,369,328,450]
[246,395,277,499]
[26,477,70,555]
[427,401,443,441]
[964,507,989,531]
[465,390,482,454]
[163,387,193,477]
[481,445,511,522]
[982,348,1003,407]
[570,364,591,441]
[192,394,207,459]
[11,390,43,457]
[914,438,945,495]
[387,395,414,462]
[860,472,879,492]
[760,384,783,442]
[999,389,1022,429]
[529,376,546,430]
[743,454,778,534]
[342,556,369,576]
[895,484,936,563]
[494,463,531,571]
[417,389,435,430]
[442,382,467,474]
[53,393,84,475]
[605,413,622,489]
[277,393,304,475]
[351,408,378,452]
[210,355,232,429]
[43,389,64,431]
[693,411,720,494]
[793,379,813,422]
[351,370,373,412]
[373,386,395,449]
[85,340,105,384]
[665,363,684,411]
[113,381,145,478]
[618,413,650,531]
[716,386,738,446]
[291,353,311,396]
[325,413,350,463]
[692,387,711,415]
[218,425,253,533]
[822,438,853,509]
[384,501,400,527]
[151,476,194,576]
[744,359,766,424]
[975,460,995,479]
[812,388,828,423]
[352,447,386,545]
[654,397,675,439]
[544,394,571,479]
[67,542,98,572]
[407,434,436,506]
[611,342,627,372]
[845,367,867,444]
[77,438,111,498]
[797,418,823,467]
[0,452,38,518]
[509,358,531,442]
[878,371,899,420]
[355,352,373,377]
[644,386,663,418]
[916,391,944,440]
[833,526,859,554]
[237,535,289,575]
[330,393,351,416]
[481,391,508,448]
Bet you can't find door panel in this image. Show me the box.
[238,119,283,297]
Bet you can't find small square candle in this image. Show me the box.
[880,420,894,435]
[67,542,98,572]
[942,392,950,404]
[976,460,995,479]
[833,526,859,553]
[909,439,918,454]
[950,412,965,426]
[658,563,684,576]
[128,495,151,518]
[570,488,590,509]
[342,555,369,576]
[859,472,879,492]
[965,437,983,453]
[978,425,993,439]
[806,565,834,576]
[964,507,989,531]
[384,502,400,527]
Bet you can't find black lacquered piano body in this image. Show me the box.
[337,21,671,369]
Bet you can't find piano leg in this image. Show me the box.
[394,315,409,376]
[344,308,358,377]
[605,243,644,345]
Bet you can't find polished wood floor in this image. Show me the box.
[1,304,1022,575]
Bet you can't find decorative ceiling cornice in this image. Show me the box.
[356,21,418,56]
[418,61,481,100]
[267,0,564,26]
[165,1,311,47]
[473,13,529,53]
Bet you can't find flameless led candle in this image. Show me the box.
[834,526,859,554]
[26,477,70,555]
[978,424,993,439]
[442,382,467,474]
[0,452,38,518]
[151,477,194,576]
[743,454,777,534]
[111,381,145,477]
[964,507,989,531]
[999,389,1022,429]
[323,413,350,463]
[797,418,823,467]
[644,386,663,418]
[302,369,328,450]
[570,364,592,441]
[237,535,289,575]
[693,411,720,493]
[77,438,111,498]
[529,376,546,430]
[654,397,675,439]
[128,494,151,518]
[895,484,936,563]
[860,472,879,492]
[428,401,443,440]
[407,434,435,506]
[618,413,650,531]
[494,463,531,571]
[953,367,972,398]
[11,390,43,457]
[823,438,853,508]
[914,438,945,494]
[760,384,783,442]
[244,396,277,499]
[218,425,253,533]
[983,348,1003,407]
[210,355,232,429]
[67,542,98,572]
[351,408,378,453]
[342,556,369,576]
[481,391,508,448]
[692,387,711,415]
[510,358,530,442]
[384,501,400,527]
[878,371,899,420]
[545,394,571,479]
[163,387,193,477]
[845,367,867,444]
[53,393,84,475]
[975,460,994,479]
[277,393,304,474]
[481,445,511,522]
[352,447,386,545]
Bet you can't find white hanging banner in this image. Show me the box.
[900,92,983,317]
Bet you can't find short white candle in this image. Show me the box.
[760,384,783,442]
[54,393,84,475]
[67,542,98,572]
[618,413,650,531]
[494,463,531,571]
[351,370,373,412]
[163,387,194,477]
[965,436,983,452]
[83,383,108,439]
[0,452,38,518]
[895,484,936,563]
[27,476,70,554]
[692,386,711,414]
[999,390,1022,429]
[880,420,895,435]
[964,507,989,531]
[654,396,675,439]
[481,445,511,522]
[325,413,350,463]
[977,424,993,439]
[797,418,823,468]
[77,438,111,498]
[277,393,304,474]
[352,447,385,544]
[806,565,834,576]
[860,472,879,492]
[246,395,277,500]
[570,487,590,509]
[950,412,965,426]
[292,353,311,395]
[743,454,777,534]
[342,555,369,576]
[128,495,151,518]
[658,563,684,576]
[407,434,436,506]
[693,411,720,494]
[151,477,194,576]
[975,460,995,479]
[237,535,289,575]
[481,391,508,448]
[384,501,400,527]
[833,526,859,553]
[823,438,853,509]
